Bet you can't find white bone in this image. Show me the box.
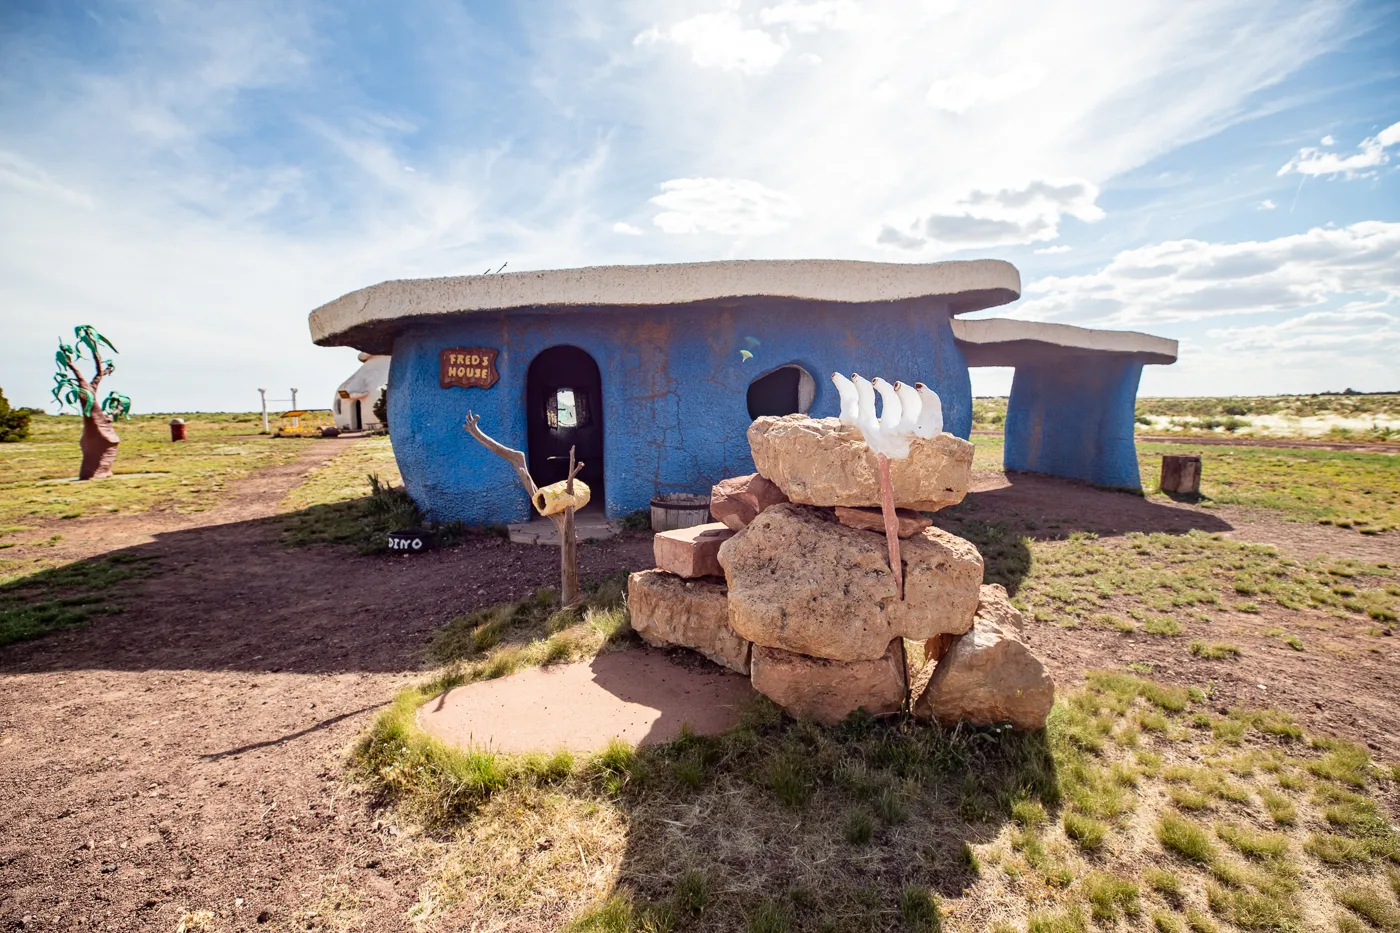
[871,378,902,434]
[913,383,943,438]
[831,372,859,426]
[893,382,922,434]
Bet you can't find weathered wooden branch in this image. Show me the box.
[465,411,540,499]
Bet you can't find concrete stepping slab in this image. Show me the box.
[416,648,756,754]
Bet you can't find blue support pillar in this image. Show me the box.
[1003,355,1145,490]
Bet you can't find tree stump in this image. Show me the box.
[1159,455,1201,496]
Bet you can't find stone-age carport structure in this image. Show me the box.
[952,318,1178,489]
[307,259,1177,525]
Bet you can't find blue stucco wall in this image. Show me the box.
[1002,355,1145,490]
[387,298,973,524]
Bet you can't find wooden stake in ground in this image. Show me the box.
[877,453,904,600]
[464,411,585,606]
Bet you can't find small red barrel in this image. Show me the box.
[169,418,187,442]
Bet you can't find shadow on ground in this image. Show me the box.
[417,680,1059,931]
[0,500,653,676]
[3,472,1227,676]
[932,471,1234,595]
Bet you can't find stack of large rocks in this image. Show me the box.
[628,414,1054,728]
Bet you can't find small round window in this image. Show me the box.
[747,364,815,419]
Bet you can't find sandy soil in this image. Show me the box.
[1,454,1395,931]
[0,443,652,932]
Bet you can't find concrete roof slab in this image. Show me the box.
[952,317,1178,367]
[309,258,1021,353]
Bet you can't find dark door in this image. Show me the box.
[352,399,363,431]
[526,346,604,506]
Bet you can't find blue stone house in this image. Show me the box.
[308,260,1177,526]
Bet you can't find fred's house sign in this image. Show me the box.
[440,347,500,390]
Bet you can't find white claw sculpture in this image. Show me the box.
[830,372,946,600]
[832,372,860,426]
[913,383,943,438]
[893,382,923,435]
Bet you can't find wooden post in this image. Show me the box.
[877,453,904,600]
[465,412,583,607]
[1159,455,1202,496]
[560,446,580,607]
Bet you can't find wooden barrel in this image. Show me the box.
[1159,455,1202,496]
[650,493,711,532]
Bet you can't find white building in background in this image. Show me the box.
[333,352,390,432]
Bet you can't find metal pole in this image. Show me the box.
[258,388,268,433]
[290,388,298,410]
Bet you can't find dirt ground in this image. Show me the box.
[1,448,1396,931]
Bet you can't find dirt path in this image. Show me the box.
[1136,434,1400,454]
[0,446,652,932]
[1,457,1395,931]
[2,439,356,573]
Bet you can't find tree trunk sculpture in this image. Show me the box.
[464,411,585,606]
[51,326,131,480]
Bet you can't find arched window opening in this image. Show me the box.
[747,364,815,419]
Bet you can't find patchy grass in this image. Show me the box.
[0,412,309,529]
[425,576,631,670]
[1189,641,1242,660]
[0,550,158,645]
[946,520,1400,667]
[937,513,1400,646]
[277,439,506,552]
[1138,441,1400,533]
[349,658,1400,932]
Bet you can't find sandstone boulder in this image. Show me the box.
[718,503,983,661]
[628,570,751,674]
[834,505,932,538]
[710,473,789,531]
[750,639,906,725]
[653,522,733,578]
[747,415,972,511]
[913,585,1053,730]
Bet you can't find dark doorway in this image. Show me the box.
[352,399,363,432]
[527,345,604,507]
[746,364,814,419]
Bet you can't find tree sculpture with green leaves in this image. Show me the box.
[52,325,131,480]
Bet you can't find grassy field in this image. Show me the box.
[277,434,419,550]
[353,590,1400,932]
[973,395,1400,443]
[966,432,1400,535]
[968,524,1398,631]
[0,550,158,646]
[1138,442,1400,533]
[0,412,310,531]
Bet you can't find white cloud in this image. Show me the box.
[1142,300,1400,396]
[650,177,797,235]
[1277,120,1400,178]
[635,11,788,74]
[926,66,1045,114]
[1015,221,1400,326]
[1206,304,1400,355]
[877,179,1103,250]
[1320,134,1336,145]
[1258,198,1277,210]
[758,1,861,32]
[611,221,645,235]
[0,0,1375,406]
[1034,244,1073,254]
[0,151,97,209]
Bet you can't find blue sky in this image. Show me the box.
[1,0,1397,412]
